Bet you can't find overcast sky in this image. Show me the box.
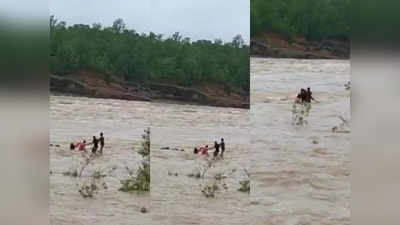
[50,0,249,43]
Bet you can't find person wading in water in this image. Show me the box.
[292,88,312,125]
[305,87,319,103]
[99,132,105,154]
[304,87,319,116]
[92,136,99,154]
[213,141,220,158]
[220,138,225,158]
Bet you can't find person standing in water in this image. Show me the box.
[99,132,105,154]
[305,87,318,103]
[213,141,220,158]
[92,136,99,154]
[304,87,319,116]
[220,138,225,158]
[300,89,308,103]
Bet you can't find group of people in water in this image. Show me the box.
[295,87,318,104]
[193,138,225,158]
[70,132,105,154]
[292,87,319,125]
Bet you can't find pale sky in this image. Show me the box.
[50,0,249,43]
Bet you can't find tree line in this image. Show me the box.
[251,0,350,41]
[50,16,249,91]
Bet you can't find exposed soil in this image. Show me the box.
[50,70,249,109]
[251,32,350,59]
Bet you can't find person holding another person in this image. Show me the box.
[306,87,319,103]
[213,141,220,158]
[69,132,105,154]
[192,139,225,158]
[91,136,99,154]
[303,87,319,116]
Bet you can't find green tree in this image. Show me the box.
[50,15,250,91]
[112,18,126,33]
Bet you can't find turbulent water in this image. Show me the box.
[150,102,251,225]
[50,58,349,225]
[250,58,350,225]
[50,96,250,225]
[50,96,152,225]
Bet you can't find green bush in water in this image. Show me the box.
[119,161,150,193]
[120,128,150,193]
[201,183,219,198]
[238,180,250,193]
[79,179,99,198]
[138,128,150,157]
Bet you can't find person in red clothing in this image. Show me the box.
[76,140,87,151]
[200,145,209,156]
[199,146,204,154]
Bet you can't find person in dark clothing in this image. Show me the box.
[300,89,307,103]
[194,147,199,154]
[92,136,99,153]
[99,132,104,153]
[306,87,319,103]
[304,87,311,103]
[294,89,307,104]
[213,141,220,158]
[220,138,225,158]
[70,142,75,150]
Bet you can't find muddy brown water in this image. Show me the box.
[50,96,152,225]
[250,58,350,225]
[50,95,250,225]
[150,102,251,225]
[50,57,349,225]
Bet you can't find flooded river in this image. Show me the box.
[150,102,251,225]
[250,58,350,225]
[50,96,250,225]
[50,96,152,225]
[50,57,349,225]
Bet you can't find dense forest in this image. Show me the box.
[50,16,249,91]
[251,0,350,41]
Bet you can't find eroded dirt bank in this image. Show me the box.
[251,32,349,59]
[50,70,249,109]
